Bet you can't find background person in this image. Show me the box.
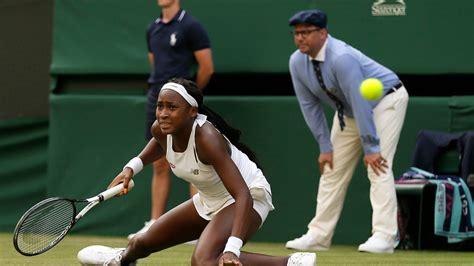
[129,0,214,240]
[77,78,316,266]
[285,9,409,253]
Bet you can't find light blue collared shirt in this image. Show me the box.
[289,35,400,154]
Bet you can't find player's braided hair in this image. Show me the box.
[168,78,262,169]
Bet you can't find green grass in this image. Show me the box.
[1,233,473,265]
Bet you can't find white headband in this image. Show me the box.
[161,82,198,107]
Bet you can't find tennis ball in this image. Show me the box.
[359,78,383,101]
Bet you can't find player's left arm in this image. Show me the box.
[195,124,253,241]
[194,48,214,90]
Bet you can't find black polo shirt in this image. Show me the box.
[146,9,211,85]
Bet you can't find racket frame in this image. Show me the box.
[12,180,134,256]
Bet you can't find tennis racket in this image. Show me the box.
[13,180,135,256]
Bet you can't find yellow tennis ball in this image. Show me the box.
[359,78,383,101]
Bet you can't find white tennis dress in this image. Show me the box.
[166,117,274,223]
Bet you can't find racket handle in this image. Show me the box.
[100,179,135,201]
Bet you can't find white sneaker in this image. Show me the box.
[358,234,394,253]
[287,252,317,266]
[286,234,329,251]
[77,245,125,266]
[127,219,156,240]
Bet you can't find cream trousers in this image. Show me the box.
[307,87,409,247]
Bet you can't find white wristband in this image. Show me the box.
[223,236,243,258]
[123,157,143,176]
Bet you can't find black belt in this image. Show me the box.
[385,82,403,96]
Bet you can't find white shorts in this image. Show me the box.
[192,187,274,227]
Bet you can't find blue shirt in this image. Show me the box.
[289,35,400,155]
[146,9,211,84]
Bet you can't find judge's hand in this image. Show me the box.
[364,153,388,176]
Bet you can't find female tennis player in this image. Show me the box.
[77,78,316,266]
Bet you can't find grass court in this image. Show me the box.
[1,233,474,265]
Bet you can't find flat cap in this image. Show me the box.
[289,9,327,28]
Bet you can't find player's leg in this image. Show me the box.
[362,87,408,251]
[287,115,362,250]
[192,204,289,265]
[122,199,209,264]
[77,199,207,266]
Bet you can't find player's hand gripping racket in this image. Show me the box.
[13,180,135,256]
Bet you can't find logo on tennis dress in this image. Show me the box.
[169,162,176,169]
[191,168,199,175]
[170,32,177,46]
[372,0,406,16]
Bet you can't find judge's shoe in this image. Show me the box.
[127,219,156,240]
[358,234,394,254]
[77,245,129,266]
[286,234,329,251]
[287,252,317,266]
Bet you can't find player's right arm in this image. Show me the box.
[139,120,166,164]
[109,120,166,191]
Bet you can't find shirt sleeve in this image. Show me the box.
[290,56,332,153]
[334,54,380,154]
[186,20,211,51]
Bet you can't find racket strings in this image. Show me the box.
[16,199,75,254]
